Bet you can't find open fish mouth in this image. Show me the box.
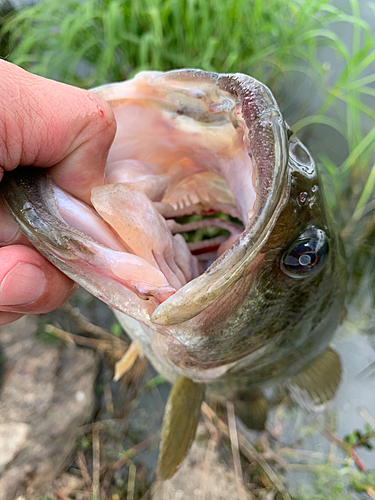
[0,69,290,373]
[92,70,289,320]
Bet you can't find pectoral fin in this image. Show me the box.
[113,341,143,382]
[233,389,268,431]
[287,347,342,411]
[157,376,204,480]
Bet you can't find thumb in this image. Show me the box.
[0,60,116,204]
[49,89,116,203]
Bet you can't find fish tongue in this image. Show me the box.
[91,182,197,291]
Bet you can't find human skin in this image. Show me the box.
[0,60,116,325]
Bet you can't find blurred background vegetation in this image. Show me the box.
[0,1,375,498]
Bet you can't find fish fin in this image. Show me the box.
[287,347,342,411]
[233,390,268,431]
[113,341,143,382]
[157,376,204,480]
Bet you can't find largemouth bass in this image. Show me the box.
[0,70,347,478]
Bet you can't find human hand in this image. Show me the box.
[0,60,116,325]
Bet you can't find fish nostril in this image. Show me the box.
[298,191,308,205]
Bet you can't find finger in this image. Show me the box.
[49,90,116,203]
[0,60,116,204]
[0,312,23,326]
[0,245,78,315]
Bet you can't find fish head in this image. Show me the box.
[140,125,346,386]
[0,70,346,386]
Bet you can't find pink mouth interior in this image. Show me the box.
[54,74,256,305]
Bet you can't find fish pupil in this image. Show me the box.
[299,253,313,266]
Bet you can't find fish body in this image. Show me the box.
[0,70,347,475]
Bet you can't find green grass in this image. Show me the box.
[292,466,375,500]
[0,0,343,87]
[0,0,374,294]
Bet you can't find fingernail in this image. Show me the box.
[0,263,47,307]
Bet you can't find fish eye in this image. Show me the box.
[281,228,329,278]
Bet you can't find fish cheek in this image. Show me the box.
[261,193,307,254]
